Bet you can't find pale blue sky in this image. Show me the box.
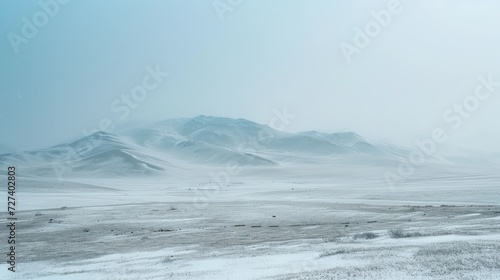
[1,0,500,152]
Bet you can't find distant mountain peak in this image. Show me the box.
[6,116,491,178]
[87,131,117,139]
[191,115,260,125]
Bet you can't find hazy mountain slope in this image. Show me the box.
[0,131,170,177]
[1,116,497,178]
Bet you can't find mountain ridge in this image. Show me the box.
[0,116,496,177]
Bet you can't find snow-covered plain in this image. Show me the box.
[1,168,500,280]
[1,117,499,279]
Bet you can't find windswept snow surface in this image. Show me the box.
[1,117,499,279]
[1,169,500,279]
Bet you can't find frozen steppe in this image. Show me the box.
[1,166,500,280]
[1,117,499,279]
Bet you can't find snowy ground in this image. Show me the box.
[1,167,500,279]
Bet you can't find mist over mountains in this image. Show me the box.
[0,116,497,177]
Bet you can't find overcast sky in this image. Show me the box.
[1,0,500,152]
